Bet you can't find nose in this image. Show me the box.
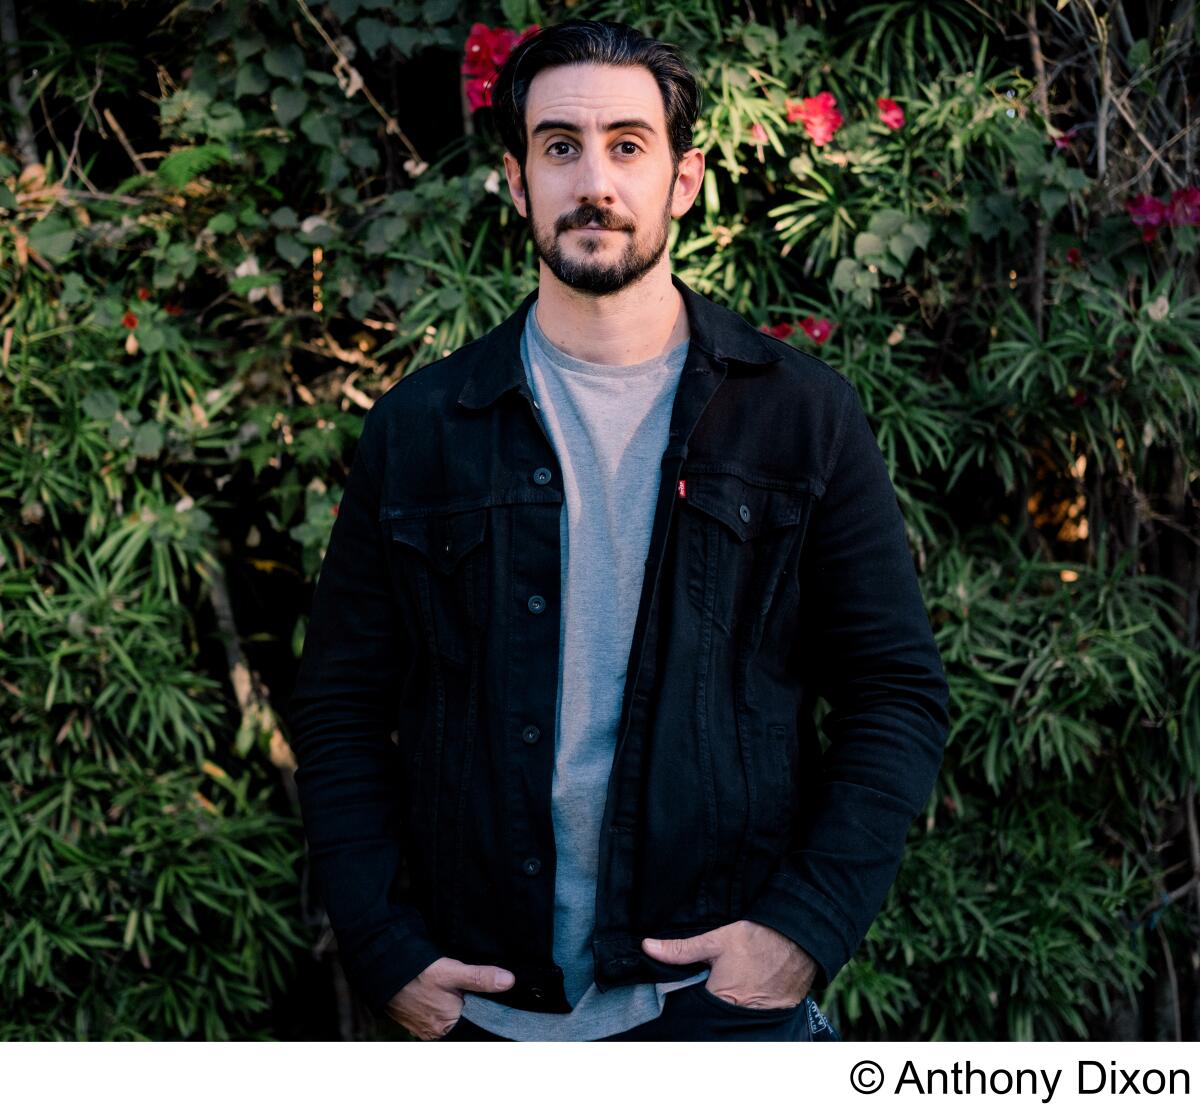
[573,143,617,208]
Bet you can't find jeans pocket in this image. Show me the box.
[693,982,804,1018]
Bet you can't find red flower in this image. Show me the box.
[1071,389,1088,408]
[137,286,152,301]
[331,502,339,517]
[122,311,138,329]
[1065,246,1083,268]
[785,91,844,147]
[164,302,183,316]
[1167,185,1200,227]
[876,96,905,131]
[799,316,834,344]
[1052,125,1080,150]
[758,321,795,340]
[461,23,539,112]
[1125,193,1168,242]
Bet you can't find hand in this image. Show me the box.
[384,957,515,1040]
[641,920,816,1009]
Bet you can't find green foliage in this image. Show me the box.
[3,0,1196,1039]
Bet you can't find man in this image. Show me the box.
[286,18,950,1042]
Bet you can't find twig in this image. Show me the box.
[204,556,296,773]
[56,61,106,193]
[1156,922,1182,1041]
[0,0,39,167]
[1026,2,1050,339]
[102,106,149,175]
[293,0,424,165]
[1106,84,1185,190]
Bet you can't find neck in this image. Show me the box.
[533,255,689,365]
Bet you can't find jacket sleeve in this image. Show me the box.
[744,379,950,992]
[285,402,444,1018]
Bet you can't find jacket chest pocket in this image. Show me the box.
[381,505,489,670]
[679,467,816,638]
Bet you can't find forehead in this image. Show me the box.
[524,63,666,135]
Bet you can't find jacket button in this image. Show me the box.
[527,594,546,614]
[532,467,552,485]
[522,724,541,744]
[530,987,545,1000]
[739,503,751,523]
[522,857,541,875]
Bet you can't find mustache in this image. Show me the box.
[557,207,631,232]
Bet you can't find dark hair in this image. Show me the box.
[490,19,702,174]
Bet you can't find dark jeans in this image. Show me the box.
[441,982,842,1042]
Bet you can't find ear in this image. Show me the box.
[670,147,705,220]
[503,151,528,218]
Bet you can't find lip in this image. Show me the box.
[571,225,622,232]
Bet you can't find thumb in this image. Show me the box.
[642,932,720,965]
[450,962,516,993]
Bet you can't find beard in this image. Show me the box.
[523,170,677,296]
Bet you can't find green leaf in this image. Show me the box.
[299,110,338,150]
[854,231,886,260]
[206,212,237,234]
[357,17,392,58]
[205,102,246,141]
[423,0,458,20]
[867,208,907,239]
[28,215,76,263]
[82,389,121,421]
[832,257,861,292]
[230,271,283,294]
[263,44,306,84]
[1040,187,1068,221]
[270,206,299,229]
[133,421,165,458]
[235,63,269,99]
[60,272,89,305]
[138,324,166,354]
[157,144,231,188]
[900,220,930,251]
[346,137,378,169]
[274,233,308,267]
[888,231,917,267]
[272,86,307,128]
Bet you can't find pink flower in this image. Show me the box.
[799,316,834,344]
[1167,185,1200,227]
[759,321,794,340]
[1052,125,1080,150]
[1125,193,1169,242]
[461,23,539,112]
[785,91,844,147]
[749,122,768,145]
[876,97,904,131]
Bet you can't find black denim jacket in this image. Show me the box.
[286,273,950,1018]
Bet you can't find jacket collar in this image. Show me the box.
[457,272,782,410]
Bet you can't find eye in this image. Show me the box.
[547,141,574,156]
[617,141,642,155]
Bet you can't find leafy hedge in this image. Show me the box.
[2,0,1196,1039]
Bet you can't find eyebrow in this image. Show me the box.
[530,118,658,139]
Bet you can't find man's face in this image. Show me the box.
[503,63,701,296]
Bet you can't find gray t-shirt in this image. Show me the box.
[458,300,710,1040]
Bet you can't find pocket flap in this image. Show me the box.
[381,507,487,573]
[682,470,814,542]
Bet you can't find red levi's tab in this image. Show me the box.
[677,479,687,499]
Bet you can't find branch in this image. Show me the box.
[0,0,40,167]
